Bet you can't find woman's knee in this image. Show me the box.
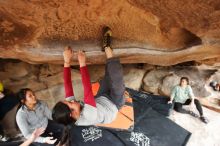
[194,99,200,104]
[174,104,188,114]
[174,105,182,112]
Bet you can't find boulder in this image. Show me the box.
[143,69,170,94]
[39,64,63,78]
[159,74,180,96]
[123,67,146,90]
[1,62,30,80]
[87,65,105,82]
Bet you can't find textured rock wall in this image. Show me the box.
[1,60,219,108]
[0,0,220,65]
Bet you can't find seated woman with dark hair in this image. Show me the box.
[52,27,125,126]
[168,77,209,124]
[16,88,64,145]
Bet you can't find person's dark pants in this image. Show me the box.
[32,142,53,146]
[0,124,3,136]
[0,142,22,146]
[2,142,37,146]
[174,99,203,116]
[96,57,125,109]
[0,94,19,137]
[32,120,64,146]
[0,94,19,120]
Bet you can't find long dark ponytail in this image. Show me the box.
[52,102,75,145]
[59,125,73,146]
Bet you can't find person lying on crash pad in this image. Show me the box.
[52,27,126,126]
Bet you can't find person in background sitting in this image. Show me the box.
[16,88,64,145]
[0,82,19,142]
[168,77,209,124]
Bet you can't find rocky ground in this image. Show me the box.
[169,107,220,146]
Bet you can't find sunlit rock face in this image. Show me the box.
[0,0,220,65]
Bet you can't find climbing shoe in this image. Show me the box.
[102,26,112,51]
[200,116,209,124]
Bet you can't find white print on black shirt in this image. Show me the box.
[130,132,150,146]
[82,127,102,142]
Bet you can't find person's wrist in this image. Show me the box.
[29,136,35,142]
[64,58,71,63]
[64,61,71,67]
[64,61,70,64]
[79,62,86,67]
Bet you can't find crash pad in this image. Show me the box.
[92,82,134,131]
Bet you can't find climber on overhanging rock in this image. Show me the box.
[52,27,126,126]
[168,77,209,124]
